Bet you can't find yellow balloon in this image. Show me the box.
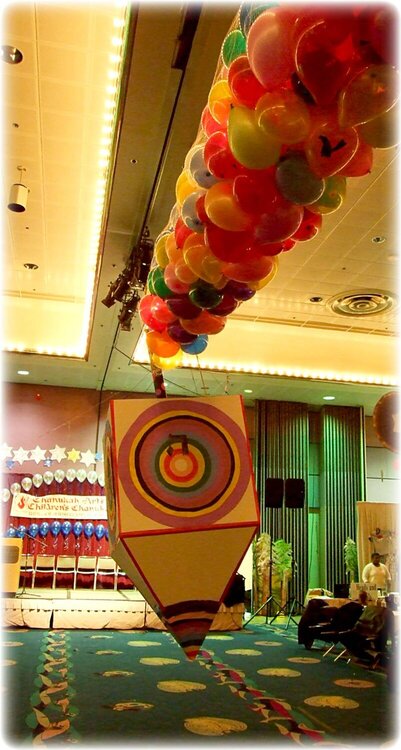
[358,102,399,149]
[204,180,253,232]
[175,170,198,206]
[154,233,170,268]
[248,256,279,290]
[307,175,347,215]
[228,105,281,170]
[165,233,182,263]
[208,79,232,125]
[151,351,183,370]
[256,90,311,145]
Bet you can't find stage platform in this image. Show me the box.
[3,587,245,631]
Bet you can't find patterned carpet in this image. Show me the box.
[2,621,398,746]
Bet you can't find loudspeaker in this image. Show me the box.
[334,583,350,598]
[285,478,305,508]
[265,478,284,508]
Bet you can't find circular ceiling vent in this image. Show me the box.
[327,290,396,317]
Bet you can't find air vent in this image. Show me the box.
[327,290,396,317]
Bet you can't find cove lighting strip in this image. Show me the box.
[132,332,399,388]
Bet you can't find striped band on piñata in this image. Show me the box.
[158,599,220,660]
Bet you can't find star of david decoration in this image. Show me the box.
[103,395,259,659]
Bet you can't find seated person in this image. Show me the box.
[339,602,394,664]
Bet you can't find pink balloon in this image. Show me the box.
[247,7,296,90]
[164,263,191,294]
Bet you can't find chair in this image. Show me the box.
[32,554,56,588]
[76,555,97,589]
[19,553,35,588]
[308,601,363,658]
[116,566,134,590]
[94,556,117,590]
[54,555,77,589]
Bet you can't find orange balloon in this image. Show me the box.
[165,233,182,263]
[338,64,399,127]
[205,180,253,232]
[174,258,199,284]
[222,255,275,282]
[180,310,227,335]
[146,330,180,358]
[256,90,311,144]
[208,79,233,126]
[184,241,224,284]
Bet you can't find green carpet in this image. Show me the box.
[3,622,398,745]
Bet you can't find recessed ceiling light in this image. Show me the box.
[372,236,386,244]
[323,395,335,400]
[23,263,39,270]
[244,389,253,394]
[17,370,30,375]
[309,296,323,303]
[1,45,23,64]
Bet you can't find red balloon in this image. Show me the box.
[228,54,267,108]
[254,201,304,244]
[210,292,238,316]
[205,222,253,263]
[295,21,354,107]
[305,119,359,178]
[204,131,248,180]
[151,297,177,325]
[165,295,201,320]
[338,140,373,177]
[174,217,192,248]
[291,208,322,241]
[139,294,166,333]
[233,168,280,216]
[367,6,398,66]
[201,105,221,137]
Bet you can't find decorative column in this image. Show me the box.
[319,405,366,592]
[254,400,309,606]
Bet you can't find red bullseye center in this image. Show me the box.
[164,448,198,481]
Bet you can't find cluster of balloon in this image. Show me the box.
[5,521,108,548]
[138,3,398,370]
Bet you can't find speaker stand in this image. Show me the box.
[243,594,283,627]
[269,596,305,630]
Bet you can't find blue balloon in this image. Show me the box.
[17,524,26,538]
[39,522,50,538]
[50,520,61,537]
[28,523,39,538]
[73,521,83,538]
[181,334,208,355]
[6,527,16,538]
[95,523,105,541]
[61,520,72,537]
[104,528,109,541]
[84,522,94,539]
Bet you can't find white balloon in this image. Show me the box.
[54,469,65,483]
[97,474,105,487]
[10,483,21,495]
[87,470,97,485]
[43,471,54,485]
[2,488,11,502]
[76,469,87,482]
[21,477,32,492]
[66,469,76,482]
[32,474,43,488]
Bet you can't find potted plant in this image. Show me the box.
[344,537,359,583]
[271,539,293,608]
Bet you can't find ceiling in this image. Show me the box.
[2,2,399,416]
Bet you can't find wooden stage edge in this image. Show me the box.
[2,588,245,631]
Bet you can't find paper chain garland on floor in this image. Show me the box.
[138,3,398,370]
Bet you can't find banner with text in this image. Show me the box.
[11,493,107,520]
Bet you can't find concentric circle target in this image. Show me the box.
[103,420,117,536]
[118,400,251,528]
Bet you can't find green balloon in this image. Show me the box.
[189,285,223,310]
[152,267,174,299]
[222,29,246,67]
